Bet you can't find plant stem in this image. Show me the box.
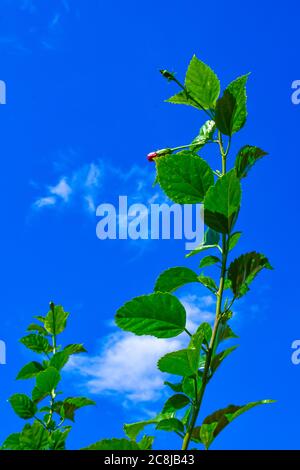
[181,136,230,451]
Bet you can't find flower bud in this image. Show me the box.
[160,70,175,82]
[147,148,172,162]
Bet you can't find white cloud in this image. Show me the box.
[67,294,215,403]
[34,196,56,208]
[33,162,103,213]
[50,178,72,201]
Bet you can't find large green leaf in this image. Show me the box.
[115,293,186,338]
[235,145,268,179]
[20,334,52,353]
[190,120,216,151]
[19,422,49,450]
[48,428,71,451]
[156,418,184,434]
[215,90,236,136]
[9,394,37,419]
[215,75,249,136]
[1,433,22,450]
[162,394,190,413]
[44,304,69,335]
[35,367,60,394]
[200,400,275,449]
[204,170,242,234]
[156,151,214,204]
[186,228,220,258]
[154,267,199,293]
[185,55,220,109]
[16,361,44,380]
[227,74,249,134]
[50,351,70,371]
[83,438,140,450]
[228,252,273,298]
[158,348,199,376]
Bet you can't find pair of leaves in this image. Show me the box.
[228,252,273,298]
[193,400,275,449]
[166,55,220,110]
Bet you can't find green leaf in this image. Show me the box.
[156,151,214,204]
[215,90,237,136]
[56,397,95,422]
[228,252,273,298]
[63,343,87,355]
[156,418,184,434]
[154,267,199,293]
[186,228,220,258]
[32,387,48,404]
[200,400,275,449]
[1,433,22,450]
[162,394,190,414]
[190,120,216,151]
[226,74,249,134]
[36,367,60,394]
[158,348,199,376]
[138,435,154,450]
[182,376,202,400]
[19,422,50,450]
[124,421,156,440]
[184,55,220,109]
[235,145,268,179]
[199,255,220,268]
[191,322,212,346]
[83,438,140,450]
[20,334,52,353]
[50,351,70,371]
[9,394,37,419]
[48,428,71,450]
[16,361,44,380]
[191,426,202,444]
[166,90,194,107]
[44,304,69,335]
[228,232,242,251]
[216,323,238,345]
[116,292,186,339]
[198,274,218,293]
[27,323,48,335]
[204,170,242,234]
[164,381,183,393]
[211,346,238,374]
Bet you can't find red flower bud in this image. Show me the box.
[147,151,159,162]
[147,148,172,162]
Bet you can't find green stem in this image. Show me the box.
[181,139,230,451]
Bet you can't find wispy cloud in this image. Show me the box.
[33,161,103,213]
[67,294,215,403]
[32,157,163,216]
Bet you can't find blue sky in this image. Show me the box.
[0,0,299,450]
